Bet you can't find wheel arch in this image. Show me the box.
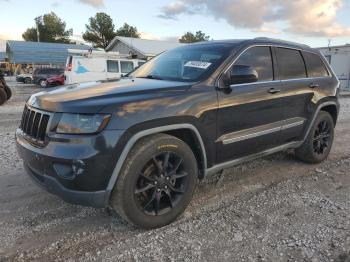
[302,100,339,142]
[105,124,207,204]
[320,104,338,126]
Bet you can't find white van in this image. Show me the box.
[64,49,146,85]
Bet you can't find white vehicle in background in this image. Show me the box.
[64,49,146,85]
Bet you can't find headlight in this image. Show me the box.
[56,113,111,134]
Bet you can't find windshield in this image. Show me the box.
[130,44,233,82]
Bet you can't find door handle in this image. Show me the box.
[268,88,281,94]
[309,83,319,88]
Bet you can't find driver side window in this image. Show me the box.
[233,46,274,83]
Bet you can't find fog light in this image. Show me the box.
[53,163,75,180]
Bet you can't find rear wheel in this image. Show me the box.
[110,134,197,229]
[295,111,334,163]
[0,88,7,105]
[24,78,31,84]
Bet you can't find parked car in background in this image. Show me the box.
[16,73,33,84]
[64,49,145,85]
[45,74,65,88]
[33,68,64,88]
[16,38,340,229]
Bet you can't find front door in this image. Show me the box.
[216,46,286,164]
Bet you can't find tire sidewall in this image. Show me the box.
[116,136,197,229]
[307,111,334,162]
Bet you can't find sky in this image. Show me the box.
[0,0,350,51]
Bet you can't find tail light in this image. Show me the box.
[66,64,72,71]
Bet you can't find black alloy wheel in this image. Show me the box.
[313,120,331,155]
[134,151,188,216]
[111,133,197,229]
[295,111,334,163]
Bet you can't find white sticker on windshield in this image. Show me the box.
[184,61,212,69]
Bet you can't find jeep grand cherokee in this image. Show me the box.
[16,38,340,229]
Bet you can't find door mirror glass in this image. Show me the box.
[226,65,258,86]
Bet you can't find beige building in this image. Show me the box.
[318,44,350,90]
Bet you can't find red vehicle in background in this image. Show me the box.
[45,74,65,88]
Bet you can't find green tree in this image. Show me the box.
[82,12,117,49]
[179,31,210,43]
[116,23,140,38]
[22,12,72,43]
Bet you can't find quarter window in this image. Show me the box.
[303,52,329,77]
[107,60,119,73]
[233,46,274,82]
[120,61,134,74]
[276,48,307,80]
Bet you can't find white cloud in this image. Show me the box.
[159,0,350,37]
[77,0,104,8]
[139,32,162,40]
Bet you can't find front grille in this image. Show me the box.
[20,106,50,144]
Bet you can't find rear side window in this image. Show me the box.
[276,48,306,80]
[120,61,134,74]
[302,52,329,77]
[233,46,274,82]
[107,60,119,73]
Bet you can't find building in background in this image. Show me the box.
[6,40,93,67]
[319,44,350,90]
[106,36,183,60]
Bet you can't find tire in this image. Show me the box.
[39,79,47,88]
[295,111,334,163]
[25,78,31,84]
[4,85,12,100]
[0,88,7,105]
[110,133,198,229]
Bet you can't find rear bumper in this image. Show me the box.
[25,164,109,208]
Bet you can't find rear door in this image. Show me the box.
[274,47,316,143]
[216,46,285,163]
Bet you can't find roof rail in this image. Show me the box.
[253,37,310,48]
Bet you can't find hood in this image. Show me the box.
[28,78,191,113]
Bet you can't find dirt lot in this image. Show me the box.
[0,79,350,262]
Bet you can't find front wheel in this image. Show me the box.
[110,134,198,229]
[295,111,334,163]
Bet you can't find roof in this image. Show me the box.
[191,38,314,51]
[6,40,93,64]
[106,36,184,56]
[0,52,6,61]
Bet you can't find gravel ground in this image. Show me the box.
[0,79,350,262]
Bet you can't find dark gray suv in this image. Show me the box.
[16,38,339,228]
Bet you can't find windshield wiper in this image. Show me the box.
[138,75,163,80]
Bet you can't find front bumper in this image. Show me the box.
[24,164,108,207]
[16,128,125,208]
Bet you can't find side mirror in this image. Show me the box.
[224,65,258,86]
